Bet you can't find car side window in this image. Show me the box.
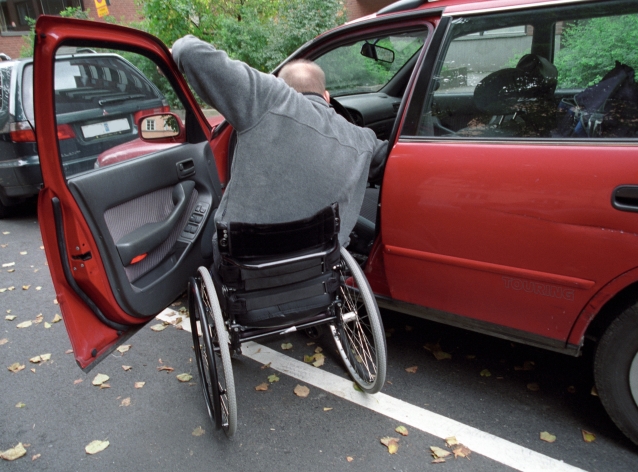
[413,2,638,140]
[26,48,186,178]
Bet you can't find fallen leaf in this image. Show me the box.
[380,437,399,454]
[120,397,131,407]
[395,425,409,436]
[176,373,193,382]
[192,426,205,437]
[424,342,452,360]
[314,346,323,353]
[0,244,6,248]
[8,362,25,373]
[15,402,25,408]
[5,315,16,321]
[2,261,15,267]
[54,299,58,305]
[7,269,14,273]
[294,384,310,397]
[35,287,41,291]
[30,368,35,373]
[323,407,333,411]
[582,430,596,443]
[8,286,15,291]
[405,365,418,373]
[32,454,41,461]
[52,314,62,323]
[85,440,109,455]
[312,353,326,367]
[92,373,109,386]
[445,436,459,447]
[430,446,451,459]
[0,288,6,293]
[480,369,491,377]
[255,383,269,391]
[0,442,27,461]
[527,382,540,392]
[29,356,42,364]
[0,338,7,345]
[157,366,174,373]
[116,344,131,354]
[40,353,51,362]
[99,383,111,389]
[432,458,446,464]
[261,362,272,369]
[268,374,280,383]
[281,342,293,350]
[134,382,145,389]
[44,322,51,329]
[34,314,43,324]
[346,456,354,462]
[303,354,315,363]
[452,444,471,459]
[150,324,167,332]
[2,231,9,235]
[22,285,30,290]
[16,321,32,329]
[20,251,27,255]
[74,379,83,385]
[65,349,73,354]
[353,383,363,392]
[540,431,556,443]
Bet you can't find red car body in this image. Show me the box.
[32,0,638,444]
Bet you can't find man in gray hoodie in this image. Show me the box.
[172,35,387,247]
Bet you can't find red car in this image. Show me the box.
[33,0,638,445]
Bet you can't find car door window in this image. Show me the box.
[411,1,638,141]
[23,49,177,177]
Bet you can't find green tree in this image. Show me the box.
[555,14,638,88]
[20,7,91,57]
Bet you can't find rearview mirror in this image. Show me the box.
[360,42,395,64]
[139,113,184,141]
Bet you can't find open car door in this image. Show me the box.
[34,16,223,371]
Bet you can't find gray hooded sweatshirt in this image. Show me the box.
[172,35,387,246]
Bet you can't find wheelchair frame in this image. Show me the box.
[188,246,387,437]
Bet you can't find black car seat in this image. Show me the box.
[458,54,558,137]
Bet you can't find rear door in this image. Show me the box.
[34,16,222,371]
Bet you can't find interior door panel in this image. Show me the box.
[67,141,219,317]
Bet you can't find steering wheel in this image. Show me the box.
[330,96,356,124]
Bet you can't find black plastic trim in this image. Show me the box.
[376,295,582,356]
[52,196,130,333]
[401,15,452,136]
[378,0,430,15]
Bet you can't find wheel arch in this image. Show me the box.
[568,267,638,347]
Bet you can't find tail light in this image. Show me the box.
[9,121,76,143]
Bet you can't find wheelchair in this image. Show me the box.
[187,203,387,437]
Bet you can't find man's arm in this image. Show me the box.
[172,35,289,132]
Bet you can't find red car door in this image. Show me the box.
[34,16,224,371]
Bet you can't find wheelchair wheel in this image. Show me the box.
[330,247,387,394]
[197,266,238,437]
[189,280,218,430]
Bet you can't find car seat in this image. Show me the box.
[458,54,558,137]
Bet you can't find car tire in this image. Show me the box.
[594,303,638,445]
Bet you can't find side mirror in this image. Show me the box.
[138,113,184,142]
[360,42,395,64]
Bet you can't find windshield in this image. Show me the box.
[315,32,427,96]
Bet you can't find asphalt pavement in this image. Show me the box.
[2,202,638,471]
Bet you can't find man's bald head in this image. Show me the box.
[279,59,330,101]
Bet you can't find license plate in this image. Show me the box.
[81,118,130,139]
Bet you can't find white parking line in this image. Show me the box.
[242,341,586,472]
[157,309,585,471]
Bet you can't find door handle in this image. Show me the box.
[612,185,638,212]
[116,180,195,265]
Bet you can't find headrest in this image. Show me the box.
[474,54,558,115]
